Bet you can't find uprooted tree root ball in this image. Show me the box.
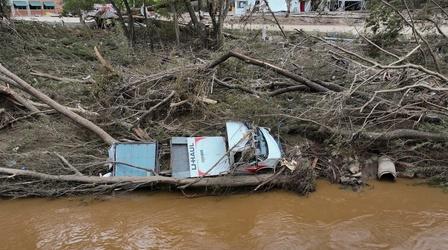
[1,19,448,198]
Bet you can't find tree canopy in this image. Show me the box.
[0,0,9,18]
[63,0,106,14]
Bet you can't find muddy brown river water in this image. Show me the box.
[0,180,447,250]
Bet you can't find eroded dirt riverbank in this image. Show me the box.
[0,180,447,249]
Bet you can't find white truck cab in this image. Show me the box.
[171,121,283,178]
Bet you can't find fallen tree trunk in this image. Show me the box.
[1,84,98,117]
[0,75,20,88]
[0,167,287,189]
[94,46,115,72]
[0,165,315,198]
[0,63,118,145]
[265,114,448,142]
[207,51,392,106]
[207,51,332,93]
[214,77,310,96]
[359,129,448,142]
[29,101,99,117]
[30,70,95,84]
[0,85,41,113]
[268,85,310,96]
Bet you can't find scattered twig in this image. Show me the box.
[253,167,286,191]
[358,33,400,60]
[430,0,448,18]
[381,0,441,72]
[425,18,448,39]
[0,110,52,130]
[53,152,83,176]
[138,90,176,124]
[301,30,448,82]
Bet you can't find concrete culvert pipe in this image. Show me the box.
[377,156,397,181]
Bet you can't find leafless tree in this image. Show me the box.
[108,0,135,46]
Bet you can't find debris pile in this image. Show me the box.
[1,19,448,197]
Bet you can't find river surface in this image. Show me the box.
[0,180,447,250]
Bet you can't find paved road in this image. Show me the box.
[13,16,448,37]
[13,16,81,23]
[226,20,448,36]
[225,22,366,35]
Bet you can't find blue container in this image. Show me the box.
[109,142,158,177]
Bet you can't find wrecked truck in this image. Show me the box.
[107,121,283,178]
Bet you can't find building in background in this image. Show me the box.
[293,0,312,13]
[337,0,366,11]
[9,0,63,17]
[229,0,312,16]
